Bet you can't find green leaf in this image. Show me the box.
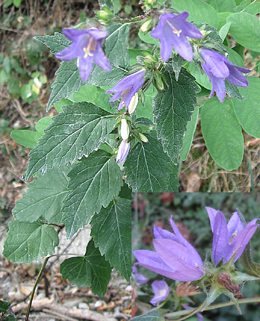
[62,150,123,238]
[243,1,260,15]
[0,300,11,313]
[3,56,11,75]
[91,197,131,280]
[3,0,13,8]
[180,106,199,161]
[0,68,9,85]
[54,98,73,113]
[232,76,260,138]
[132,310,165,321]
[3,220,59,262]
[35,116,53,135]
[153,66,199,163]
[219,22,231,41]
[46,60,84,111]
[204,284,222,309]
[207,0,236,13]
[227,12,260,52]
[10,130,41,149]
[13,0,21,7]
[218,12,233,30]
[138,30,160,45]
[60,239,111,296]
[171,0,219,28]
[187,61,212,90]
[231,271,260,283]
[201,97,244,170]
[13,166,69,224]
[124,133,179,192]
[25,102,115,181]
[7,77,21,98]
[34,32,71,54]
[135,86,156,121]
[72,85,117,113]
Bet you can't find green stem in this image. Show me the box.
[165,297,260,319]
[25,257,50,321]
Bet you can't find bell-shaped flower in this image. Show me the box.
[205,207,259,265]
[116,140,130,164]
[200,48,251,103]
[133,216,205,282]
[55,28,111,82]
[132,266,149,285]
[150,280,170,305]
[150,12,203,62]
[106,69,145,110]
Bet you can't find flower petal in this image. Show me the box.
[150,280,170,305]
[78,55,94,82]
[55,43,79,61]
[227,212,244,240]
[62,28,87,41]
[133,250,179,279]
[226,65,249,87]
[226,218,259,263]
[212,211,229,265]
[205,207,218,232]
[154,239,204,281]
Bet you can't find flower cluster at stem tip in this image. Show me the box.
[133,207,259,304]
[54,10,252,165]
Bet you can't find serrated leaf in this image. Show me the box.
[34,33,71,54]
[201,97,244,170]
[171,55,185,81]
[232,76,260,138]
[132,310,165,321]
[3,220,59,262]
[91,197,131,280]
[47,60,84,111]
[227,12,260,52]
[25,102,115,181]
[153,66,199,164]
[180,106,199,161]
[62,150,123,238]
[10,130,41,148]
[13,166,69,224]
[60,239,111,296]
[124,133,179,192]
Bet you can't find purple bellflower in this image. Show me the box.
[150,280,170,305]
[150,12,203,62]
[205,207,259,265]
[133,217,205,282]
[55,28,111,82]
[200,47,251,103]
[182,305,203,321]
[106,69,145,110]
[132,266,149,285]
[116,140,130,164]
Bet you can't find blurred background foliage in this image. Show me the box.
[132,193,260,320]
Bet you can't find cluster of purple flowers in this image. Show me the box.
[54,11,251,166]
[133,207,259,307]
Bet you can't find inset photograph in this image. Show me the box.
[132,193,260,321]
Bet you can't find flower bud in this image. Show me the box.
[121,119,130,140]
[128,93,138,114]
[97,7,113,21]
[154,71,164,91]
[139,133,148,142]
[116,140,130,164]
[140,18,153,33]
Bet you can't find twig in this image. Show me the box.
[42,308,78,321]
